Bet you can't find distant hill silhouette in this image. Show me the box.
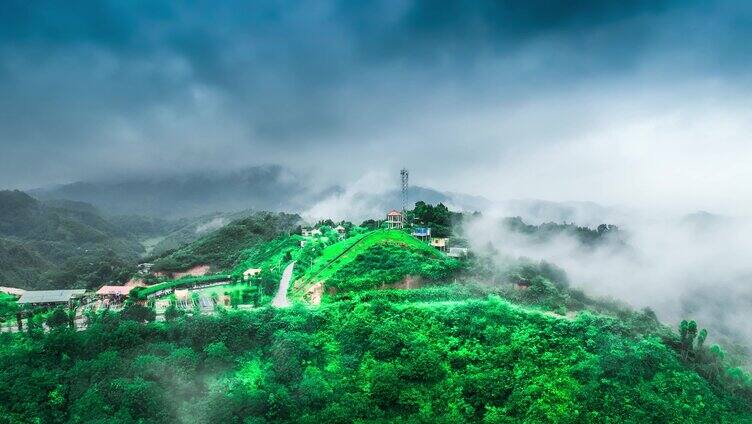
[31,165,326,218]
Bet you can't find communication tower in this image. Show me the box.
[400,168,409,212]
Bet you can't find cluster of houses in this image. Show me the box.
[300,224,347,247]
[387,209,469,258]
[0,280,148,309]
[301,225,346,238]
[305,210,469,258]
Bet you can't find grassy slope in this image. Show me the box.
[297,229,442,286]
[231,235,304,275]
[136,235,305,300]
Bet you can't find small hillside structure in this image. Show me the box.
[302,228,322,237]
[0,287,25,297]
[96,285,133,301]
[198,296,214,313]
[174,289,190,301]
[334,225,346,239]
[386,210,404,229]
[243,268,262,279]
[17,289,85,307]
[430,237,448,252]
[137,263,154,274]
[412,227,431,242]
[448,247,469,258]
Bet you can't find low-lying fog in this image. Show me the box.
[465,209,752,357]
[303,175,752,358]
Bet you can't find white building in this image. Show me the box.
[302,228,322,237]
[430,237,448,252]
[243,268,262,279]
[448,247,469,258]
[386,210,404,229]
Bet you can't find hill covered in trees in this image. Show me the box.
[148,212,301,273]
[0,190,145,289]
[1,201,751,422]
[0,190,289,289]
[1,289,750,423]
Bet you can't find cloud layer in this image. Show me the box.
[465,211,752,356]
[1,1,752,215]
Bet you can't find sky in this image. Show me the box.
[1,0,752,216]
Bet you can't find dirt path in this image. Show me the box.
[272,262,295,307]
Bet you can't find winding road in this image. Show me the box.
[272,262,295,307]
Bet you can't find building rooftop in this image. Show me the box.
[430,237,447,246]
[387,210,403,216]
[96,286,133,296]
[17,289,85,304]
[412,227,431,236]
[0,286,25,297]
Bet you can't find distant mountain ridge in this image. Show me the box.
[31,165,325,219]
[30,165,630,227]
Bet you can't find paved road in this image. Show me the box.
[272,262,295,308]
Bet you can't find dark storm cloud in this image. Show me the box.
[0,0,751,191]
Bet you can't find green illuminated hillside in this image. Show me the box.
[294,229,455,292]
[1,208,750,423]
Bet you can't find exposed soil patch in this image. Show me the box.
[125,278,145,287]
[379,275,423,290]
[173,265,210,279]
[305,282,324,306]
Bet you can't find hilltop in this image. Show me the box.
[292,229,459,297]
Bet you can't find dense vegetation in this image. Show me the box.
[0,292,18,323]
[0,191,143,289]
[149,212,301,273]
[501,216,623,247]
[2,198,751,422]
[0,292,750,423]
[405,201,465,238]
[327,243,460,292]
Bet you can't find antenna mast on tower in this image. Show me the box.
[400,168,409,213]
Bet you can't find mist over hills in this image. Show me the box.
[30,165,629,226]
[29,166,487,220]
[0,190,144,289]
[30,165,323,219]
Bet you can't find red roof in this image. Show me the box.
[387,210,402,216]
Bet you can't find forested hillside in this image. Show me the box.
[501,216,623,247]
[0,199,751,422]
[149,212,301,273]
[0,293,750,423]
[30,166,324,218]
[0,191,143,289]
